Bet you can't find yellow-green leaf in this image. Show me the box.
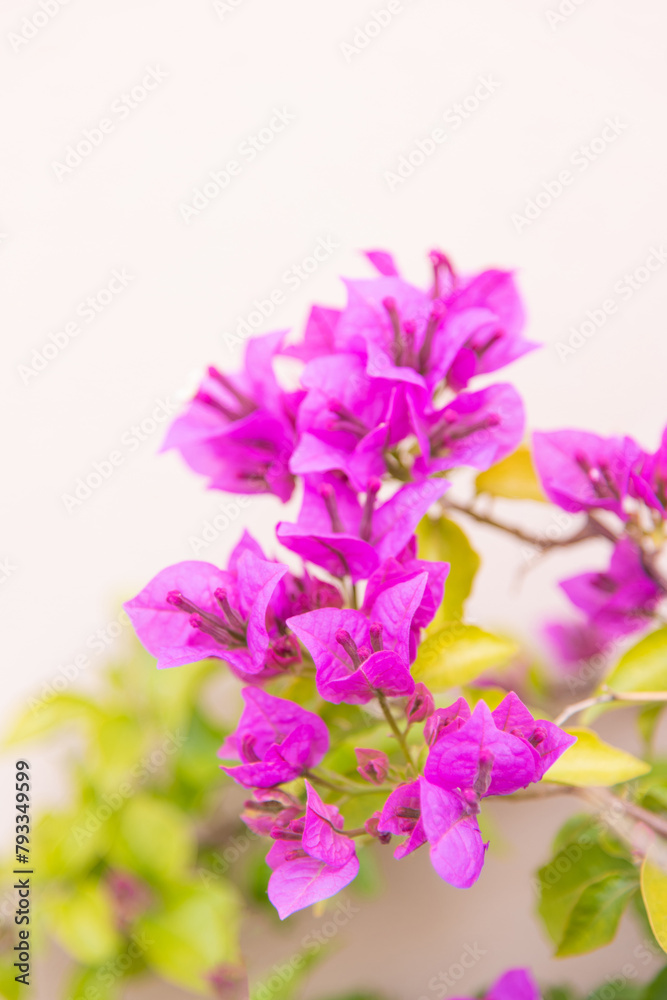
[605,628,667,694]
[544,728,650,786]
[475,444,546,502]
[412,624,518,691]
[641,849,667,953]
[416,516,479,626]
[43,881,122,965]
[110,796,195,883]
[140,882,240,993]
[3,694,104,746]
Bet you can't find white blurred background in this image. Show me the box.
[2,0,667,994]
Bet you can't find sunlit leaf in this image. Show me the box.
[110,796,196,883]
[3,694,105,745]
[544,728,650,786]
[416,516,479,626]
[605,628,667,694]
[43,881,122,965]
[475,444,546,502]
[140,881,240,993]
[413,624,518,690]
[641,849,667,954]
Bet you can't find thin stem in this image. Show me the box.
[555,689,667,727]
[575,786,667,842]
[376,692,417,776]
[554,693,614,726]
[342,826,368,837]
[442,499,600,551]
[303,769,390,796]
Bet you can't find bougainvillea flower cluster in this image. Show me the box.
[128,246,666,922]
[532,428,667,665]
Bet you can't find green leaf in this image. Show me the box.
[412,624,518,690]
[644,967,667,1000]
[0,960,23,1000]
[641,850,667,953]
[64,967,120,1000]
[250,945,326,1000]
[475,444,546,502]
[556,872,637,956]
[88,713,150,792]
[36,806,114,881]
[537,842,635,946]
[416,516,479,625]
[3,694,104,745]
[550,813,597,855]
[110,796,196,883]
[43,880,122,965]
[140,882,240,993]
[544,728,651,786]
[637,704,665,753]
[605,628,667,694]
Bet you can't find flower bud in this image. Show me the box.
[355,747,390,785]
[365,811,392,844]
[406,683,435,724]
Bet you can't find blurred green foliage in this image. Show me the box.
[1,647,245,998]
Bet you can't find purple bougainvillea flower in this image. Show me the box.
[333,274,470,394]
[278,474,449,583]
[267,783,359,919]
[420,779,488,888]
[364,249,400,277]
[269,568,344,626]
[491,692,576,780]
[424,700,539,796]
[405,682,435,724]
[241,788,302,837]
[125,532,344,680]
[289,352,413,488]
[450,968,540,1000]
[425,697,575,794]
[162,331,299,501]
[546,539,663,663]
[123,533,288,676]
[378,778,487,887]
[445,268,537,390]
[559,538,661,639]
[287,573,428,703]
[481,968,541,1000]
[424,696,471,746]
[355,748,390,785]
[543,619,612,670]
[377,780,427,859]
[219,689,329,789]
[630,425,667,513]
[413,383,525,475]
[283,304,341,362]
[337,251,535,392]
[362,539,449,659]
[532,429,641,519]
[301,783,355,867]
